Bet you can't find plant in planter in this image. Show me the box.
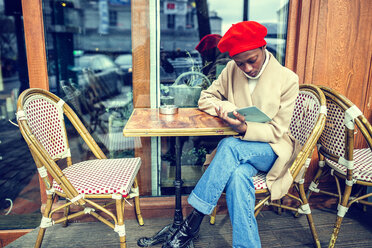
[169,71,211,107]
[168,52,211,107]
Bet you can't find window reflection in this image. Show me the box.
[43,0,136,162]
[159,0,289,195]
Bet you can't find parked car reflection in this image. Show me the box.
[75,54,119,74]
[115,54,132,73]
[70,54,124,88]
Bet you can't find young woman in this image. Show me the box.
[163,21,299,248]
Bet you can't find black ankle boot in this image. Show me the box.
[162,209,205,248]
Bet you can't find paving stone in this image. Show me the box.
[0,120,35,211]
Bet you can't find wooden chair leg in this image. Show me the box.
[134,195,144,226]
[306,158,326,200]
[35,193,54,248]
[296,158,325,219]
[328,184,353,248]
[62,200,70,227]
[304,211,321,248]
[210,206,217,225]
[299,181,321,248]
[276,199,282,215]
[132,178,144,226]
[116,197,126,248]
[254,195,270,218]
[362,186,368,212]
[35,226,46,248]
[328,216,344,248]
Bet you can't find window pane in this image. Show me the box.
[42,0,136,164]
[158,0,289,195]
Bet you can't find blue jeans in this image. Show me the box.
[188,137,277,248]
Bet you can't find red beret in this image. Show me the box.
[195,34,222,56]
[218,21,267,57]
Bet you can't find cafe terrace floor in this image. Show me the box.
[4,205,372,248]
[1,117,371,247]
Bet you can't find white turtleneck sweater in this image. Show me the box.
[243,49,270,94]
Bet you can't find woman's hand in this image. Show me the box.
[215,106,247,134]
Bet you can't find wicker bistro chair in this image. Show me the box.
[208,84,327,248]
[16,88,144,248]
[306,86,372,248]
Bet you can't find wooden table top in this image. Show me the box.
[123,108,238,137]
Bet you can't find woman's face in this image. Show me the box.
[232,46,266,77]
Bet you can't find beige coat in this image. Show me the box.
[198,52,299,200]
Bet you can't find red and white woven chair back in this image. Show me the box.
[22,95,70,160]
[290,90,322,146]
[318,100,346,158]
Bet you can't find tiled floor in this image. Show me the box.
[9,174,41,215]
[6,207,372,248]
[0,120,41,216]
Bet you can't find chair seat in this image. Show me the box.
[53,157,141,197]
[325,148,372,182]
[253,172,268,190]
